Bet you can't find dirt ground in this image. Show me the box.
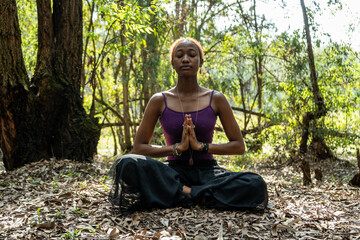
[0,155,359,239]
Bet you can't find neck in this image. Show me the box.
[176,76,200,95]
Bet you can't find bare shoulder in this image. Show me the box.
[149,92,165,103]
[146,92,165,116]
[211,90,230,114]
[212,90,227,101]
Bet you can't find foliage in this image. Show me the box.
[15,0,360,161]
[17,0,37,76]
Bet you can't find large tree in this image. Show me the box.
[0,0,100,170]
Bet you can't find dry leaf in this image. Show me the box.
[35,221,55,229]
[159,230,171,237]
[226,220,233,234]
[1,157,360,239]
[271,224,278,236]
[178,225,186,230]
[284,217,301,227]
[272,223,296,236]
[107,227,120,239]
[160,218,169,227]
[175,230,186,239]
[194,233,207,240]
[333,211,345,217]
[217,221,223,240]
[59,192,72,198]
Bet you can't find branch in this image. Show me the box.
[94,96,125,123]
[242,121,279,135]
[100,122,139,128]
[231,106,266,117]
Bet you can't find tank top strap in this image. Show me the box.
[162,92,168,108]
[209,90,215,106]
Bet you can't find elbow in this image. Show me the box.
[131,143,141,155]
[131,149,139,155]
[237,140,246,155]
[238,145,246,155]
[131,142,149,156]
[227,140,246,155]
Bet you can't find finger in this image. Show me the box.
[187,124,191,132]
[186,116,193,124]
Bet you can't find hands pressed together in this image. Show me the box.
[177,114,202,153]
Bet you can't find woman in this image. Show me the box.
[109,37,268,214]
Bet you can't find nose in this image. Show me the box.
[182,54,190,62]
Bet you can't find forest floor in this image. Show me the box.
[0,154,359,239]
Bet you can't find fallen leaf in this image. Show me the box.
[226,220,233,234]
[107,227,120,239]
[14,213,26,218]
[217,221,223,240]
[59,192,72,198]
[35,222,55,229]
[194,233,207,240]
[160,218,169,227]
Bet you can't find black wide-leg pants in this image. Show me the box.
[108,154,268,214]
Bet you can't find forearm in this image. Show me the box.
[206,140,245,155]
[132,143,175,158]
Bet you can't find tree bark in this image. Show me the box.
[120,33,132,153]
[253,0,263,131]
[299,0,329,186]
[140,0,160,113]
[0,0,100,170]
[300,0,326,116]
[299,0,327,155]
[0,0,33,170]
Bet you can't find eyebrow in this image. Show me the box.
[175,47,198,52]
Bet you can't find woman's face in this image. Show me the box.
[172,41,203,77]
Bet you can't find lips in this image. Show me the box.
[180,65,192,70]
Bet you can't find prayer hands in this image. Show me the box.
[177,115,191,152]
[178,114,201,152]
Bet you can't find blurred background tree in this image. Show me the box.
[1,0,359,173]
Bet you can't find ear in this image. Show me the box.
[199,58,204,68]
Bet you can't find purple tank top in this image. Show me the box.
[159,90,217,161]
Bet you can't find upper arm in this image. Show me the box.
[133,93,164,145]
[212,91,243,142]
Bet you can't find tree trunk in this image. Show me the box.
[178,0,187,37]
[140,0,160,112]
[300,0,326,115]
[120,34,132,153]
[0,0,33,170]
[0,0,100,170]
[254,58,263,129]
[299,0,327,156]
[299,0,329,185]
[348,149,360,186]
[238,75,248,133]
[299,112,314,153]
[253,0,263,131]
[81,0,96,99]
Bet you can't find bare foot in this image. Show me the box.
[182,185,191,195]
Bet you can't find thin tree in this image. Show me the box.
[299,0,327,185]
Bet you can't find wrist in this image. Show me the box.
[199,142,209,152]
[173,143,182,157]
